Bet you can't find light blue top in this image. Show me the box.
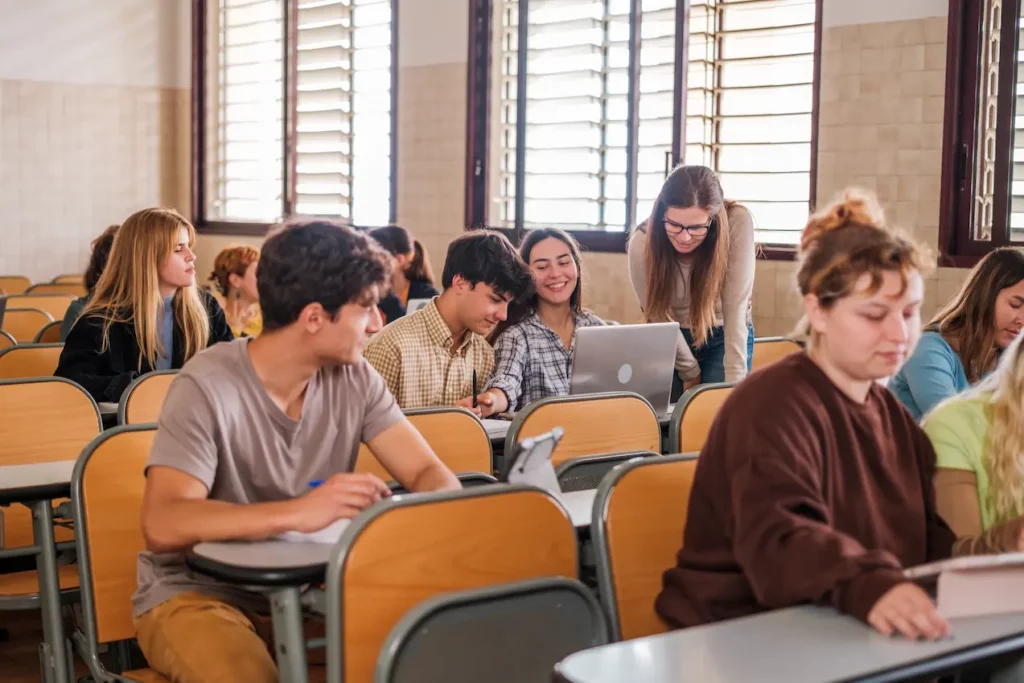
[888,331,970,421]
[155,295,174,371]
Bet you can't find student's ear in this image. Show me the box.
[803,293,828,336]
[299,302,328,334]
[228,273,243,291]
[451,274,469,296]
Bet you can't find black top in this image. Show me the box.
[379,279,440,323]
[54,289,234,403]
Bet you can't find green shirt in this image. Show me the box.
[922,396,994,529]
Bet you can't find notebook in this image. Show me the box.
[905,552,1024,619]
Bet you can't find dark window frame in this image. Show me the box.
[938,0,1021,267]
[463,0,823,259]
[191,0,400,236]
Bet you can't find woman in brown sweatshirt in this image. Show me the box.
[655,189,956,641]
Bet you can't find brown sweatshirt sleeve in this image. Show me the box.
[729,428,906,622]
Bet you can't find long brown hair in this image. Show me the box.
[926,247,1024,382]
[85,225,119,292]
[85,208,210,370]
[796,189,929,341]
[490,228,582,342]
[407,240,436,285]
[633,165,737,346]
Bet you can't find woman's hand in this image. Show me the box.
[866,583,950,641]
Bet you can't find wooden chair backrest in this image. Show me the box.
[27,282,88,297]
[2,307,54,342]
[0,330,14,352]
[0,379,100,548]
[34,320,63,344]
[751,338,802,372]
[671,383,734,453]
[74,427,156,643]
[354,408,492,480]
[332,488,577,683]
[0,276,31,294]
[4,294,75,321]
[0,344,63,380]
[595,454,699,640]
[53,274,85,285]
[120,371,178,425]
[509,393,661,466]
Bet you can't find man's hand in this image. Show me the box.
[289,473,390,533]
[454,392,497,418]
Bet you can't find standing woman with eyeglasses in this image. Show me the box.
[628,165,756,399]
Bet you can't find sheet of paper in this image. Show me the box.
[276,518,351,544]
[904,552,1024,580]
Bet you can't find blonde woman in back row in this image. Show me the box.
[55,208,234,403]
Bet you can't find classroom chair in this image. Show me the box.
[2,307,54,342]
[71,424,168,682]
[592,453,699,641]
[27,282,88,297]
[325,485,578,683]
[388,472,497,495]
[52,274,85,285]
[554,451,659,492]
[751,337,802,372]
[34,320,63,343]
[0,343,63,379]
[0,378,102,624]
[0,275,31,294]
[668,382,735,453]
[505,392,661,467]
[118,370,179,425]
[0,330,15,352]
[375,577,607,683]
[355,406,493,481]
[4,294,75,321]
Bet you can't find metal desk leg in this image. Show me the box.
[32,499,71,683]
[270,586,309,683]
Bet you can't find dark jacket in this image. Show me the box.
[54,290,234,403]
[379,280,440,323]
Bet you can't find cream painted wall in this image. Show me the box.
[822,0,948,26]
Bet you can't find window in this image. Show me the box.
[466,0,821,252]
[194,0,396,231]
[940,0,1024,263]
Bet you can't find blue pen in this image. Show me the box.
[308,479,325,489]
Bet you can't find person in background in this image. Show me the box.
[924,330,1024,555]
[209,245,263,338]
[889,247,1024,420]
[476,228,603,415]
[368,226,440,323]
[61,224,119,341]
[407,240,438,295]
[363,230,532,412]
[656,190,954,641]
[55,208,233,403]
[132,219,460,683]
[628,165,755,400]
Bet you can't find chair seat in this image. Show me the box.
[0,564,79,597]
[124,668,173,683]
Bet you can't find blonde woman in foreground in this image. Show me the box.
[56,208,234,403]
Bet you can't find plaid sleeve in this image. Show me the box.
[486,325,528,408]
[363,332,403,402]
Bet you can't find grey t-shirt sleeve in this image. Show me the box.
[146,374,219,491]
[360,360,405,443]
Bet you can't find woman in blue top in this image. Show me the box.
[890,247,1024,420]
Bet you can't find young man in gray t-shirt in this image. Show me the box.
[131,220,461,683]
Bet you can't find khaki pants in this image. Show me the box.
[134,591,324,683]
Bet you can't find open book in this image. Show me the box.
[905,552,1024,618]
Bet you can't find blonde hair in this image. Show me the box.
[949,333,1024,524]
[795,189,930,340]
[209,245,260,297]
[85,208,210,371]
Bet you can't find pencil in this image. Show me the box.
[472,370,478,408]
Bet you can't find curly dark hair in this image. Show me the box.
[85,225,119,292]
[258,219,392,331]
[441,230,532,299]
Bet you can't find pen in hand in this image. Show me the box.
[473,370,478,408]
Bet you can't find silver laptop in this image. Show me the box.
[570,322,678,417]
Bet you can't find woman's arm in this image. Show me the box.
[54,315,139,403]
[483,326,529,414]
[902,334,964,417]
[626,231,700,380]
[720,206,756,382]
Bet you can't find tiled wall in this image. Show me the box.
[752,15,971,337]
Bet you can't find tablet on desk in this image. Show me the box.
[502,427,563,497]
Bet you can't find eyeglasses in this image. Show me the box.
[664,217,714,238]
